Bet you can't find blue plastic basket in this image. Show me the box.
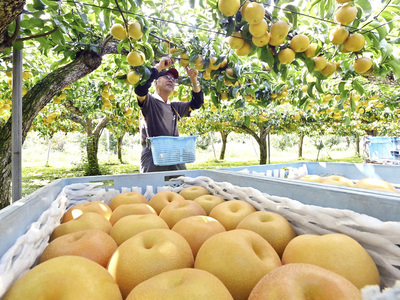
[148,135,198,166]
[392,137,400,151]
[367,137,393,159]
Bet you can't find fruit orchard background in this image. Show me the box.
[1,0,400,207]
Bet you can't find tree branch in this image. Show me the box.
[236,124,261,144]
[63,99,84,116]
[100,35,114,56]
[94,116,109,136]
[16,26,58,42]
[65,113,84,126]
[9,15,20,42]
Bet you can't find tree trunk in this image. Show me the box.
[117,134,124,163]
[237,124,269,165]
[219,131,228,160]
[0,0,24,50]
[298,134,304,158]
[0,125,12,208]
[0,40,121,208]
[86,134,100,175]
[355,136,360,155]
[259,127,268,165]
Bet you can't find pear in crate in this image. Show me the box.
[209,200,256,230]
[3,256,122,299]
[62,201,112,223]
[109,203,157,225]
[195,229,281,300]
[172,215,226,257]
[110,214,169,246]
[50,212,112,241]
[248,263,361,300]
[40,229,117,267]
[282,233,380,289]
[126,268,233,300]
[355,178,398,193]
[237,211,297,257]
[148,190,186,214]
[109,192,147,211]
[108,228,194,298]
[322,175,355,187]
[298,174,324,183]
[194,195,225,215]
[179,186,210,200]
[159,200,207,228]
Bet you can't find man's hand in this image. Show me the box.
[186,66,198,82]
[155,56,174,72]
[186,66,201,93]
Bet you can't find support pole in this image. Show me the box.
[46,138,52,166]
[267,132,270,164]
[209,132,217,161]
[11,14,23,203]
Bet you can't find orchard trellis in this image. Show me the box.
[0,0,400,207]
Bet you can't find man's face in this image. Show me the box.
[156,73,176,93]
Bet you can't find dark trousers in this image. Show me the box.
[140,147,187,173]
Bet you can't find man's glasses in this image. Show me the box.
[162,74,176,82]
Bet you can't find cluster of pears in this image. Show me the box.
[220,0,373,78]
[110,21,145,85]
[110,21,143,41]
[101,84,115,110]
[0,100,12,115]
[225,1,291,58]
[178,50,237,89]
[331,0,372,75]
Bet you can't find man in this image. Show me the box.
[134,56,204,173]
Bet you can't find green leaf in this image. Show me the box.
[350,95,356,111]
[307,82,315,98]
[388,60,400,80]
[117,41,124,54]
[379,39,392,63]
[13,41,24,51]
[142,43,154,63]
[211,92,219,106]
[315,78,323,93]
[257,47,274,68]
[304,57,314,73]
[20,18,44,28]
[338,82,345,93]
[283,4,298,29]
[299,96,308,107]
[244,115,250,127]
[78,11,88,24]
[356,0,372,14]
[241,23,251,40]
[33,0,47,11]
[352,79,365,95]
[226,18,236,37]
[51,30,65,45]
[280,65,288,81]
[344,114,351,126]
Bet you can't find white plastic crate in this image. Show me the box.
[1,169,399,299]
